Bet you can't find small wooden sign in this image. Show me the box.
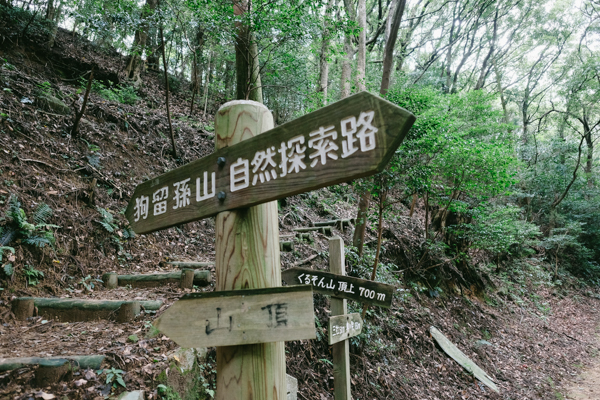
[153,286,316,348]
[281,267,394,308]
[126,91,416,234]
[328,313,363,345]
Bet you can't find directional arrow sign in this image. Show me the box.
[126,91,416,233]
[281,267,394,308]
[328,313,363,345]
[153,285,316,348]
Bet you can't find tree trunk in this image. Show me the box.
[124,0,158,82]
[159,20,177,159]
[317,0,335,106]
[380,0,407,95]
[356,0,366,92]
[340,0,356,100]
[584,119,594,188]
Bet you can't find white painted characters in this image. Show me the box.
[132,109,379,219]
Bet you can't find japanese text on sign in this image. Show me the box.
[132,111,378,221]
[296,272,386,303]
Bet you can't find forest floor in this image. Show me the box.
[1,13,600,400]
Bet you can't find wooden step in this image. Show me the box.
[12,297,163,322]
[102,270,211,289]
[0,355,105,371]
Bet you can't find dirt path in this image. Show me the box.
[566,328,600,400]
[567,361,600,399]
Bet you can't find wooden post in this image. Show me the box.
[12,298,34,320]
[180,269,195,289]
[102,272,118,289]
[116,301,140,323]
[329,236,351,400]
[214,100,285,400]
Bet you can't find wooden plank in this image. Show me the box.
[329,236,351,400]
[126,92,416,234]
[213,100,285,400]
[153,286,316,348]
[430,326,499,393]
[281,267,394,308]
[328,313,363,345]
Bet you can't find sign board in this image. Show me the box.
[126,91,416,233]
[281,267,394,308]
[328,313,362,345]
[153,286,316,348]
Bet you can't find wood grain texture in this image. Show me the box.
[329,236,351,400]
[153,286,315,348]
[126,91,416,234]
[214,100,286,400]
[281,267,394,308]
[430,326,499,393]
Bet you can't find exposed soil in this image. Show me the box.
[1,16,600,400]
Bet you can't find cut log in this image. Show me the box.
[280,241,294,252]
[14,298,162,322]
[314,219,353,228]
[180,269,195,289]
[116,301,141,323]
[0,355,105,371]
[103,272,118,289]
[103,270,210,289]
[167,261,214,268]
[12,298,34,320]
[34,359,72,387]
[293,227,333,236]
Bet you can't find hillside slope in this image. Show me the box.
[1,15,599,400]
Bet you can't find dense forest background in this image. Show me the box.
[1,0,600,399]
[6,0,595,286]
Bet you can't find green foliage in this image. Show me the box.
[456,204,541,257]
[1,195,59,250]
[87,80,139,105]
[23,265,44,286]
[97,367,126,388]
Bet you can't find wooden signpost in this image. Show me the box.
[328,313,362,345]
[281,267,395,308]
[125,91,416,234]
[125,92,415,400]
[153,286,316,348]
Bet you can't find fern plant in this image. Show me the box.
[1,195,59,249]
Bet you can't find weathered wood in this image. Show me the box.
[154,286,315,348]
[293,227,332,235]
[126,92,416,234]
[296,232,313,242]
[281,267,394,308]
[14,297,162,322]
[167,261,214,268]
[280,241,294,252]
[430,326,499,393]
[329,236,351,400]
[314,219,353,228]
[103,272,118,289]
[0,355,105,371]
[180,269,195,289]
[12,298,34,320]
[34,359,72,387]
[103,270,210,288]
[116,301,141,323]
[328,313,362,345]
[213,100,286,400]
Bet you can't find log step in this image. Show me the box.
[313,218,354,228]
[12,297,162,322]
[102,270,211,289]
[293,226,333,236]
[0,355,105,371]
[167,261,214,268]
